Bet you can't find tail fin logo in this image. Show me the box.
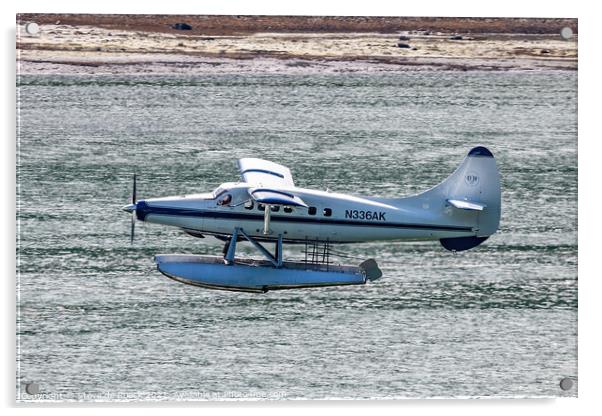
[465,172,479,187]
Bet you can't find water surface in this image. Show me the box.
[16,71,577,400]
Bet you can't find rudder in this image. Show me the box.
[418,146,501,251]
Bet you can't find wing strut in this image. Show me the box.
[263,205,271,235]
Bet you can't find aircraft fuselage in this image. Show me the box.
[129,183,478,243]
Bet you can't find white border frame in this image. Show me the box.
[5,1,599,415]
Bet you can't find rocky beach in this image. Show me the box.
[17,14,577,74]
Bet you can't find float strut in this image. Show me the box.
[237,228,283,268]
[275,234,283,267]
[224,227,239,264]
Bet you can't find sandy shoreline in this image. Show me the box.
[16,16,578,75]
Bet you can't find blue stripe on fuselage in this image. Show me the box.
[136,201,472,232]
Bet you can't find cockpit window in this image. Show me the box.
[218,194,232,206]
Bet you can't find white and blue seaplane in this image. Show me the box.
[122,146,500,293]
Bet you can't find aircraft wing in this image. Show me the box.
[238,159,308,207]
[237,158,295,188]
[249,188,308,207]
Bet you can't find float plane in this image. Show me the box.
[122,146,500,292]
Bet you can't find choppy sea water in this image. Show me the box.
[16,71,577,400]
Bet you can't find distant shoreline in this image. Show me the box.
[16,15,578,74]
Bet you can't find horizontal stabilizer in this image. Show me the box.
[447,199,487,211]
[249,188,308,207]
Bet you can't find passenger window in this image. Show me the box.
[244,200,254,210]
[258,203,265,211]
[284,207,293,214]
[308,206,317,215]
[271,205,280,212]
[323,208,332,217]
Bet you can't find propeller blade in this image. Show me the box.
[132,173,137,204]
[130,211,136,244]
[129,173,137,244]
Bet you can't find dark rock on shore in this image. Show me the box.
[172,23,192,31]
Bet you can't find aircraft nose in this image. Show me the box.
[122,203,136,213]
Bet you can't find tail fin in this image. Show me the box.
[419,146,501,251]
